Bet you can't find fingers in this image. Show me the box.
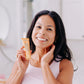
[16,46,30,72]
[17,46,26,58]
[16,53,28,68]
[21,46,24,50]
[17,50,26,58]
[17,55,24,69]
[18,54,26,61]
[50,45,55,52]
[16,46,32,61]
[17,50,26,53]
[45,45,55,57]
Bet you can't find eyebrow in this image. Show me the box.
[36,23,42,25]
[36,23,55,28]
[47,25,54,28]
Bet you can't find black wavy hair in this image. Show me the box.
[27,10,72,62]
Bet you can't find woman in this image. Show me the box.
[6,10,73,84]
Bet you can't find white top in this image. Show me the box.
[22,61,60,84]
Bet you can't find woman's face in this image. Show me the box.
[32,15,56,49]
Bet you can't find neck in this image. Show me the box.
[35,46,50,57]
[32,47,50,63]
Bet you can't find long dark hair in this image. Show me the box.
[27,10,72,62]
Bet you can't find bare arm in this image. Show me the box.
[41,45,73,84]
[6,61,25,84]
[6,47,29,84]
[41,59,73,84]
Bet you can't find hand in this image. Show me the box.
[16,46,30,73]
[41,45,55,66]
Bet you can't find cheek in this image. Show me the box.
[53,34,56,41]
[31,29,37,41]
[32,29,36,37]
[50,33,55,39]
[32,28,38,35]
[47,35,55,47]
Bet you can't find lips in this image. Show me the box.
[36,37,48,41]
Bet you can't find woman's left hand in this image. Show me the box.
[41,45,55,66]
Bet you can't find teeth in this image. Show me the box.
[37,37,47,41]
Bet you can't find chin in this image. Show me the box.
[35,44,52,49]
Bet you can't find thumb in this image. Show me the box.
[46,45,55,55]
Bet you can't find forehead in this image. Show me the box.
[36,15,55,27]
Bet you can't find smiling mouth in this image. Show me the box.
[36,37,48,41]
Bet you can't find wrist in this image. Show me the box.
[17,69,25,76]
[41,62,49,68]
[15,70,25,82]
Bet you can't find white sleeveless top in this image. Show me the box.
[22,61,60,84]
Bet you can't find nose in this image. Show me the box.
[39,28,45,35]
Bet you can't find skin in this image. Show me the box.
[6,15,73,84]
[31,15,56,66]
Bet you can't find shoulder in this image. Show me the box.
[56,59,74,84]
[60,59,73,72]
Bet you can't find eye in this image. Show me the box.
[47,28,52,31]
[36,26,41,29]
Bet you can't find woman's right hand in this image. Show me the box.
[6,46,30,84]
[16,46,29,73]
